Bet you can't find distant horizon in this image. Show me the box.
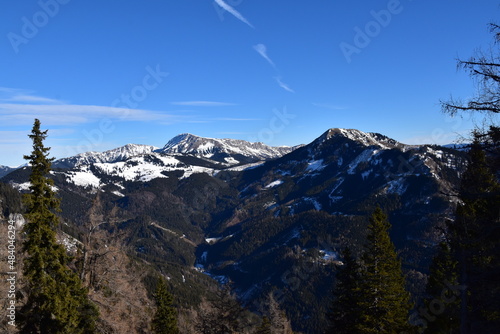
[1,1,497,166]
[2,126,471,168]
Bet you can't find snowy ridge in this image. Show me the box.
[319,128,405,150]
[159,133,296,162]
[60,153,220,188]
[53,144,158,169]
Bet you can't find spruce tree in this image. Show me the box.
[356,207,413,333]
[19,119,98,334]
[151,276,179,334]
[448,140,500,332]
[327,247,362,334]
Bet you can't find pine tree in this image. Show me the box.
[19,119,98,334]
[356,207,413,333]
[327,247,362,334]
[151,277,180,334]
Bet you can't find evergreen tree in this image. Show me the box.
[19,119,98,334]
[422,242,460,334]
[151,276,180,334]
[327,247,362,334]
[356,207,413,333]
[448,140,500,332]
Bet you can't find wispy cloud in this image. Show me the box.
[253,44,275,67]
[170,101,237,107]
[275,77,295,93]
[7,95,64,104]
[0,103,174,126]
[312,103,347,110]
[0,87,64,104]
[214,0,254,28]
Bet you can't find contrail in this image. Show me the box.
[214,0,254,28]
[275,77,295,93]
[253,44,275,67]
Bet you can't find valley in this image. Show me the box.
[0,128,467,333]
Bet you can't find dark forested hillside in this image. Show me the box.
[0,128,468,333]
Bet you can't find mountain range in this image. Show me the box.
[0,128,467,333]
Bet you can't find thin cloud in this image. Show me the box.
[275,77,295,93]
[253,44,275,67]
[214,0,254,28]
[0,103,174,126]
[170,101,237,107]
[0,87,64,104]
[7,95,64,104]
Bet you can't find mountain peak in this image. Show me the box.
[320,128,402,149]
[53,144,158,169]
[160,133,296,164]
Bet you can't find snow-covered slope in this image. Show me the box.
[236,127,466,218]
[315,128,407,150]
[53,144,158,169]
[158,133,297,165]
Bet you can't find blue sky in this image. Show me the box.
[0,0,498,167]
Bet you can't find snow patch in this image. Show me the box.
[205,237,222,244]
[320,249,339,261]
[66,168,101,188]
[347,149,378,174]
[306,159,326,172]
[111,190,125,197]
[224,157,240,164]
[385,179,408,195]
[265,180,284,188]
[263,201,277,209]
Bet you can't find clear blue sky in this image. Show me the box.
[0,0,498,167]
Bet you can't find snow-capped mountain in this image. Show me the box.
[53,144,159,169]
[237,128,465,211]
[159,133,298,165]
[316,128,407,150]
[41,134,300,188]
[0,127,469,333]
